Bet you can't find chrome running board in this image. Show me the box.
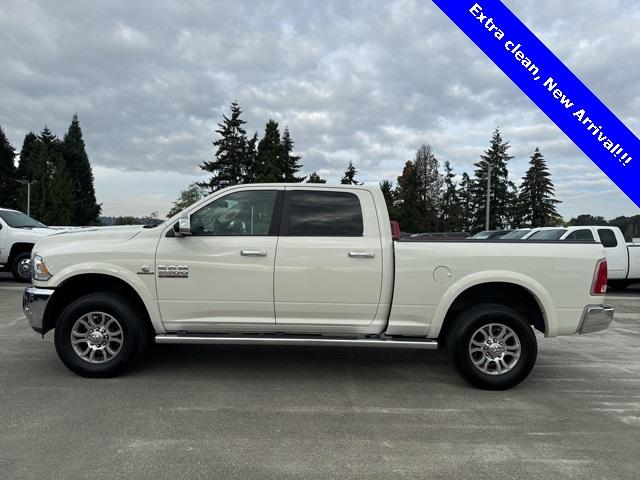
[155,334,438,350]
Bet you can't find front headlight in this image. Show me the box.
[32,255,53,281]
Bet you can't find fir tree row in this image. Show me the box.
[382,128,562,233]
[197,102,360,197]
[199,102,305,191]
[180,104,562,232]
[0,115,101,225]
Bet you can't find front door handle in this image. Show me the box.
[241,250,268,257]
[348,251,375,258]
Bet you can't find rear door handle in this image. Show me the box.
[241,250,268,257]
[348,251,375,258]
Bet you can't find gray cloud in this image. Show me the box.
[0,0,638,218]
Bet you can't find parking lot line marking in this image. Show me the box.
[0,287,24,291]
[606,295,640,301]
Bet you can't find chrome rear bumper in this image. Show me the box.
[23,287,54,334]
[578,305,614,334]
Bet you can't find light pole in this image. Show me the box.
[481,161,492,231]
[15,179,37,216]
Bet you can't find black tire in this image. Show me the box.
[10,252,32,283]
[54,293,150,377]
[446,303,537,390]
[608,280,630,291]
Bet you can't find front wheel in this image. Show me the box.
[446,304,537,390]
[54,293,150,377]
[11,252,32,283]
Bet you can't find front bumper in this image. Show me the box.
[23,287,54,334]
[578,305,614,334]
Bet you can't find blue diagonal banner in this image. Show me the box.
[432,0,640,208]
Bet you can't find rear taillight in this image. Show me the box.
[390,221,401,241]
[592,259,608,295]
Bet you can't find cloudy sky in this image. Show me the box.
[1,0,638,218]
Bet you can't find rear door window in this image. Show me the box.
[565,229,594,241]
[528,229,567,240]
[284,190,364,236]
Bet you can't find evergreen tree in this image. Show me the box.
[16,132,39,214]
[200,102,250,191]
[167,183,207,218]
[16,132,39,181]
[395,160,422,232]
[280,127,304,182]
[471,128,513,231]
[62,114,101,225]
[41,157,75,225]
[16,134,37,192]
[0,126,18,209]
[30,127,60,221]
[340,161,360,185]
[457,172,473,233]
[506,181,520,228]
[414,144,443,231]
[395,145,443,233]
[517,148,561,227]
[243,132,259,183]
[306,172,327,183]
[440,161,462,231]
[255,120,283,182]
[379,179,398,219]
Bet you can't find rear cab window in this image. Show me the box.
[597,229,618,248]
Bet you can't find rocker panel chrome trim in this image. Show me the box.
[155,334,438,349]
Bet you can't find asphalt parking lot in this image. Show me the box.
[1,273,639,479]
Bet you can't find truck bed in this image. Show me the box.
[388,239,606,338]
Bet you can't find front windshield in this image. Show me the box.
[471,231,491,239]
[528,229,567,240]
[0,210,47,228]
[501,229,530,239]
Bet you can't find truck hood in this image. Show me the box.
[34,226,146,255]
[10,227,60,243]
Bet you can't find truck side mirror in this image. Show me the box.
[173,215,192,237]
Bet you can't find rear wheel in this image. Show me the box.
[608,280,630,291]
[54,293,150,377]
[10,252,32,283]
[446,304,537,390]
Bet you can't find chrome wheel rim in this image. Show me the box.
[17,258,31,280]
[70,312,124,364]
[468,323,521,375]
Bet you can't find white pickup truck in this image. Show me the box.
[0,208,57,282]
[561,226,640,289]
[520,226,640,289]
[23,184,613,389]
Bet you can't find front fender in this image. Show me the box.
[428,270,557,338]
[37,262,165,334]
